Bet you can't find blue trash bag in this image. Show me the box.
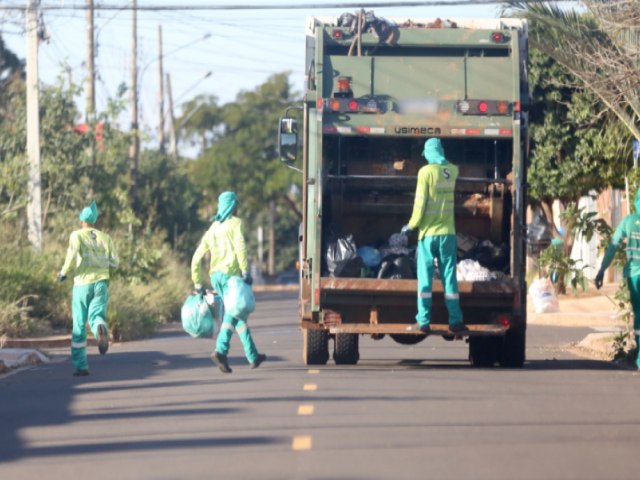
[223,276,256,320]
[357,246,382,268]
[181,292,221,338]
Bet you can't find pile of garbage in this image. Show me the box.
[323,230,510,281]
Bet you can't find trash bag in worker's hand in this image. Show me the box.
[324,232,364,277]
[223,276,256,320]
[181,292,219,338]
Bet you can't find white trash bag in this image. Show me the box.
[528,277,559,314]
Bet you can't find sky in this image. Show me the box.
[1,1,513,143]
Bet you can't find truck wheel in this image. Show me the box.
[334,333,359,365]
[390,334,427,345]
[498,329,525,368]
[469,337,498,367]
[303,329,329,365]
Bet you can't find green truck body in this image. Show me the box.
[280,16,529,367]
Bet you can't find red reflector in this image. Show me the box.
[466,128,481,135]
[499,129,512,136]
[514,101,521,112]
[314,288,320,306]
[348,99,359,111]
[355,126,370,134]
[478,102,489,113]
[323,126,338,133]
[316,98,323,110]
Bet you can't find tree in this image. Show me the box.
[177,94,223,154]
[506,1,640,140]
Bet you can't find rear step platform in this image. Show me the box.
[328,324,507,336]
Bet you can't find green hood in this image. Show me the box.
[213,191,238,223]
[422,138,448,165]
[79,200,98,225]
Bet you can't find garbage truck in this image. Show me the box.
[278,13,529,367]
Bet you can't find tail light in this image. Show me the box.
[497,313,510,327]
[329,98,341,111]
[456,99,513,116]
[348,99,359,111]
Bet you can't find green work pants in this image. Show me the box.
[211,272,259,363]
[625,275,640,369]
[71,280,109,370]
[416,234,463,326]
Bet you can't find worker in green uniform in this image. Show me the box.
[59,200,118,376]
[191,191,266,374]
[401,138,466,334]
[595,188,640,370]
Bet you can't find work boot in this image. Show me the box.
[449,322,468,334]
[73,369,89,377]
[97,324,109,355]
[407,323,430,334]
[250,353,267,369]
[212,351,232,374]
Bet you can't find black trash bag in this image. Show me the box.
[377,253,416,280]
[463,240,509,273]
[324,233,364,277]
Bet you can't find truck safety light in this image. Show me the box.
[498,313,510,327]
[490,31,509,43]
[456,99,513,116]
[332,29,343,40]
[335,76,353,98]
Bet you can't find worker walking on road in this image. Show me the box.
[191,191,266,374]
[595,188,640,371]
[59,200,118,377]
[401,138,466,334]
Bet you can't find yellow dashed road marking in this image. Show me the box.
[303,383,317,391]
[292,436,312,450]
[298,404,315,415]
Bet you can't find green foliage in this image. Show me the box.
[539,242,588,294]
[527,47,629,207]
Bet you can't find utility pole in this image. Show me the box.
[158,25,165,153]
[86,0,95,121]
[26,0,42,250]
[166,72,178,161]
[129,0,139,206]
[86,0,96,168]
[268,200,276,276]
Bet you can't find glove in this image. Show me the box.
[242,272,253,286]
[400,225,412,236]
[594,270,604,290]
[57,273,67,282]
[194,284,205,295]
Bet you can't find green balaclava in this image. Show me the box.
[79,200,98,225]
[635,188,640,213]
[214,191,238,223]
[422,138,448,165]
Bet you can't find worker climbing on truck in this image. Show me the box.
[401,138,466,335]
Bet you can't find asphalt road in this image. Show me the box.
[1,291,640,480]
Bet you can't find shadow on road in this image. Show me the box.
[0,347,283,464]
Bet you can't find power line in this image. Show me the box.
[0,1,578,12]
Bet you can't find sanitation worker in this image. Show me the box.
[595,188,640,370]
[401,138,467,334]
[191,191,266,373]
[58,200,119,377]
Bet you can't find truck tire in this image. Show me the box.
[334,333,359,365]
[498,329,525,368]
[303,329,329,365]
[390,334,427,345]
[468,336,498,367]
